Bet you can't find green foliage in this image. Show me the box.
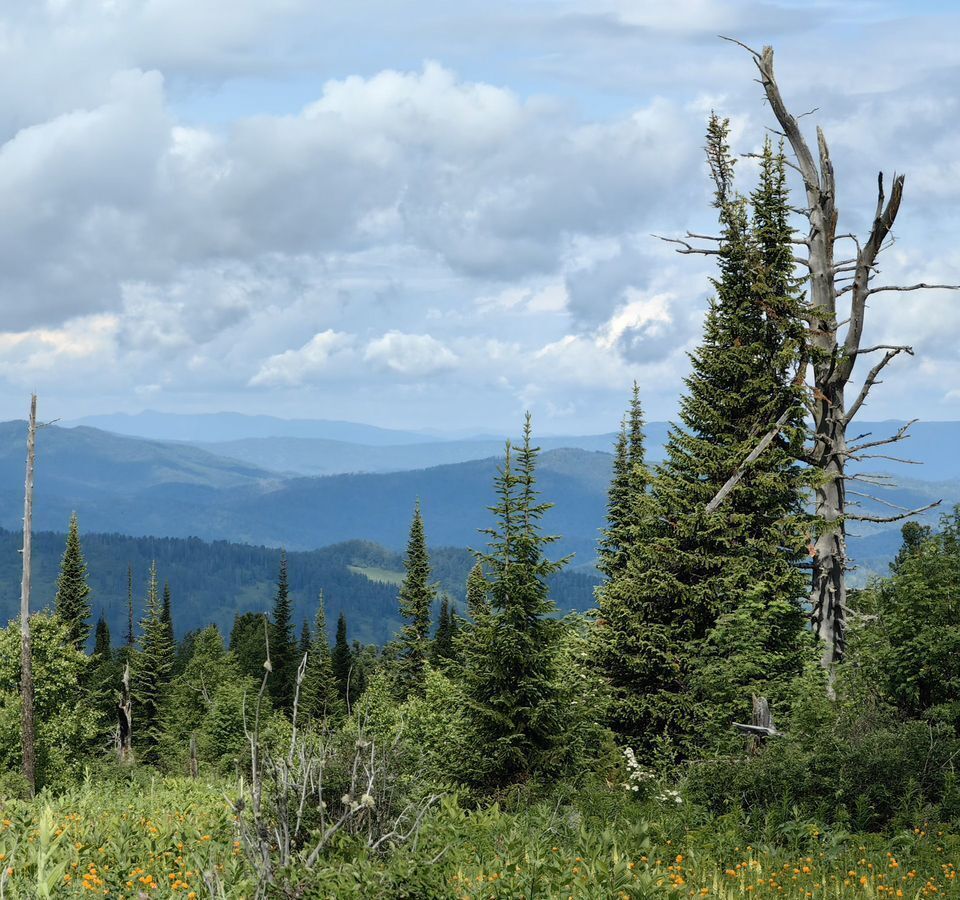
[229,610,268,682]
[269,550,297,716]
[301,591,342,722]
[593,120,812,761]
[849,509,960,727]
[53,513,92,652]
[0,613,101,790]
[133,561,174,762]
[332,612,353,703]
[394,502,436,698]
[686,693,960,831]
[463,414,573,790]
[431,596,458,666]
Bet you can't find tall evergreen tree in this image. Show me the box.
[93,616,111,659]
[597,383,650,582]
[126,565,135,648]
[269,550,297,716]
[463,415,571,789]
[395,501,436,697]
[594,118,811,759]
[229,612,269,682]
[465,562,488,620]
[133,561,174,761]
[431,596,457,665]
[54,512,92,651]
[161,581,174,649]
[331,612,353,704]
[303,592,342,720]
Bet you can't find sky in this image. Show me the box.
[0,0,958,434]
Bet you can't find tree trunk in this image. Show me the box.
[717,43,955,672]
[119,661,133,763]
[20,394,37,797]
[809,389,847,670]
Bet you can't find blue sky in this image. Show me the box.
[0,0,957,433]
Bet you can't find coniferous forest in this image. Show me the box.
[2,41,960,900]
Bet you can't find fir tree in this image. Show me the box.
[133,561,174,761]
[269,550,297,716]
[161,581,174,650]
[54,512,92,651]
[229,612,269,682]
[431,596,457,665]
[93,616,111,659]
[126,565,135,648]
[465,562,488,621]
[331,612,352,704]
[395,501,436,697]
[303,592,342,720]
[595,117,811,758]
[463,414,571,789]
[597,383,650,582]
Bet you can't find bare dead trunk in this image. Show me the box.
[20,394,37,797]
[692,42,958,674]
[119,660,133,763]
[809,388,847,669]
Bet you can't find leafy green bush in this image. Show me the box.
[0,613,103,790]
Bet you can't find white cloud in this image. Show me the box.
[364,331,458,377]
[249,330,355,386]
[0,1,957,431]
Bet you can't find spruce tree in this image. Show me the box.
[331,612,352,703]
[465,562,488,620]
[594,118,811,759]
[395,501,436,697]
[598,384,650,581]
[303,592,342,720]
[431,596,456,665]
[269,550,297,716]
[463,414,570,789]
[125,565,135,649]
[133,561,174,761]
[54,512,92,651]
[93,616,111,659]
[229,612,269,682]
[161,581,174,650]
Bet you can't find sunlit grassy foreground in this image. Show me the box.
[0,776,956,898]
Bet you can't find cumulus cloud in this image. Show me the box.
[249,330,355,386]
[364,331,458,377]
[0,0,957,430]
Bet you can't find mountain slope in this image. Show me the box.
[66,411,432,445]
[0,421,955,579]
[0,529,599,646]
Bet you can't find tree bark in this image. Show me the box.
[119,660,133,763]
[20,394,37,796]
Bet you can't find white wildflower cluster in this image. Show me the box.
[658,787,683,805]
[622,747,655,792]
[621,747,683,805]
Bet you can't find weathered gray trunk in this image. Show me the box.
[20,395,37,796]
[119,660,133,762]
[809,392,847,668]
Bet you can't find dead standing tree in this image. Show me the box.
[672,42,959,675]
[20,394,38,796]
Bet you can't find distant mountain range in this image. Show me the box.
[0,416,956,597]
[66,411,434,445]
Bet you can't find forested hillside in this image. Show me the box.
[0,528,598,646]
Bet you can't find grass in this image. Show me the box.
[0,776,956,898]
